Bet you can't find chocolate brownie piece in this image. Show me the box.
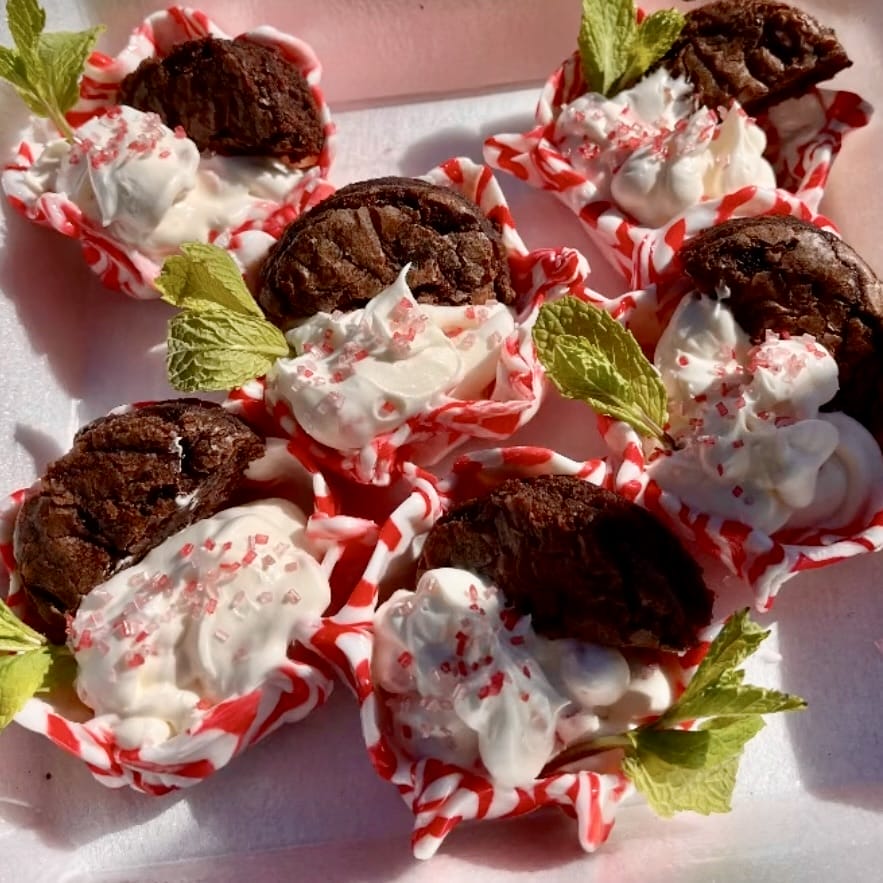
[677,215,883,446]
[257,177,517,329]
[118,36,324,163]
[660,0,851,114]
[14,400,264,637]
[419,475,713,651]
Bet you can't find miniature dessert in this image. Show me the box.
[118,36,325,163]
[484,0,868,284]
[14,400,263,634]
[1,5,334,297]
[419,475,712,650]
[257,176,516,329]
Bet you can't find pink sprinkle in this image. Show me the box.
[179,543,194,558]
[158,149,171,159]
[221,541,233,553]
[134,630,148,644]
[219,561,240,573]
[96,640,110,656]
[242,549,258,565]
[283,589,301,605]
[114,619,135,639]
[155,574,172,592]
[254,534,269,546]
[174,125,187,139]
[284,560,300,573]
[380,401,397,415]
[261,555,277,569]
[875,638,883,656]
[77,629,93,651]
[214,629,230,643]
[234,647,249,662]
[125,652,146,669]
[257,591,273,605]
[204,538,216,551]
[205,598,218,615]
[128,572,147,589]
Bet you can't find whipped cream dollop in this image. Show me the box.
[269,267,515,450]
[373,567,675,786]
[23,105,299,259]
[70,499,330,749]
[650,294,883,533]
[554,69,776,227]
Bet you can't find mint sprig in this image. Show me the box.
[0,0,104,140]
[578,0,685,98]
[545,610,806,818]
[0,597,74,730]
[156,242,291,392]
[533,296,669,443]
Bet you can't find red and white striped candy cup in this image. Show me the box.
[484,42,870,288]
[309,447,709,858]
[1,6,336,299]
[0,433,377,795]
[228,157,594,487]
[598,416,883,611]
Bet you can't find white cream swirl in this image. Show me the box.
[650,294,883,533]
[23,105,299,259]
[554,68,776,227]
[70,500,330,749]
[268,267,515,451]
[373,568,676,786]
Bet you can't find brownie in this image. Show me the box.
[13,400,264,637]
[677,215,883,446]
[419,475,713,651]
[118,36,324,163]
[257,177,517,329]
[660,0,851,114]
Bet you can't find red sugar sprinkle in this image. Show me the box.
[380,401,397,415]
[158,149,171,159]
[284,561,300,573]
[716,402,729,417]
[733,486,744,498]
[204,598,218,615]
[221,541,233,552]
[254,534,269,545]
[522,664,532,679]
[125,652,146,669]
[242,549,258,565]
[261,555,277,569]
[454,630,468,657]
[733,440,745,449]
[214,629,230,643]
[397,651,413,669]
[520,692,530,703]
[203,539,216,551]
[283,589,300,605]
[174,125,187,139]
[179,543,194,558]
[77,629,94,651]
[510,635,525,646]
[219,561,240,573]
[677,355,689,367]
[477,671,505,700]
[257,591,273,605]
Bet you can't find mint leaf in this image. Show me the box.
[0,597,46,652]
[578,0,635,96]
[156,242,264,317]
[613,9,686,94]
[0,645,53,727]
[167,307,289,392]
[7,0,45,52]
[624,716,764,817]
[533,297,669,442]
[577,0,684,98]
[0,0,103,139]
[663,682,806,727]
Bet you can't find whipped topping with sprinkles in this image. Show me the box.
[554,68,776,227]
[373,568,675,786]
[650,294,883,533]
[70,499,330,749]
[22,105,300,259]
[268,267,515,451]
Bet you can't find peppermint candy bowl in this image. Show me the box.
[1,6,337,299]
[228,157,594,487]
[310,447,710,858]
[484,46,870,288]
[0,433,378,795]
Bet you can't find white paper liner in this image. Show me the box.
[0,423,379,795]
[228,157,594,487]
[306,447,711,858]
[484,45,871,288]
[1,6,337,299]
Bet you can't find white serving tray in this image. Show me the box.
[0,2,880,880]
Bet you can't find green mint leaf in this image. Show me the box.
[157,242,264,317]
[613,9,685,94]
[663,682,807,727]
[624,716,764,817]
[36,27,105,115]
[578,0,636,96]
[0,645,53,728]
[7,0,45,52]
[0,597,46,652]
[0,1,102,139]
[167,307,289,392]
[533,297,668,442]
[661,609,768,725]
